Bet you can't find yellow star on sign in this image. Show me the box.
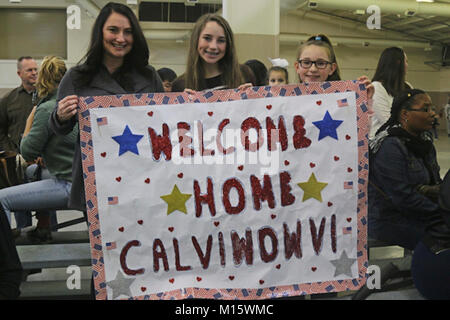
[160,185,192,215]
[297,173,328,202]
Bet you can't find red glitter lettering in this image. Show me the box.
[231,229,253,266]
[258,227,278,263]
[222,178,246,215]
[292,115,312,149]
[241,117,264,152]
[250,174,275,210]
[173,238,192,271]
[153,238,169,272]
[194,178,216,217]
[310,217,326,255]
[197,121,215,156]
[192,235,213,269]
[266,116,288,151]
[120,240,145,276]
[331,214,337,253]
[148,124,172,160]
[177,122,194,157]
[284,221,302,259]
[279,171,296,207]
[216,119,235,154]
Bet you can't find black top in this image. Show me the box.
[171,74,225,92]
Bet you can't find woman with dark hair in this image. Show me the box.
[368,89,442,250]
[369,47,411,139]
[50,2,164,212]
[172,13,243,92]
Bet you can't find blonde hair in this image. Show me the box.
[36,56,67,99]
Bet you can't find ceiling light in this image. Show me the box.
[416,0,434,3]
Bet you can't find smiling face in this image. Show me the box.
[401,94,435,135]
[102,11,133,63]
[294,45,336,83]
[17,58,38,89]
[197,21,226,67]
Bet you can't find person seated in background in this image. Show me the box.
[411,169,450,300]
[239,63,256,86]
[244,59,268,86]
[157,67,177,92]
[0,56,78,243]
[368,88,442,250]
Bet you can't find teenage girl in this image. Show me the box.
[294,34,373,99]
[171,13,243,93]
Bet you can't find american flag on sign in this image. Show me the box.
[106,242,117,250]
[344,181,353,189]
[342,227,352,235]
[337,98,349,107]
[97,117,108,126]
[108,196,118,205]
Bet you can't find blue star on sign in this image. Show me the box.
[312,111,343,141]
[112,125,144,156]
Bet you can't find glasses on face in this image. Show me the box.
[297,59,331,69]
[406,105,435,113]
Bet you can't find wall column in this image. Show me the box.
[222,0,279,67]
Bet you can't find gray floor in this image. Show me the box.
[13,130,450,300]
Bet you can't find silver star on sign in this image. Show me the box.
[106,270,136,299]
[329,250,356,278]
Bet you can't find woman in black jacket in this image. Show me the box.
[49,2,164,212]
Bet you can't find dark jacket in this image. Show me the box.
[0,86,34,152]
[369,136,441,221]
[49,65,164,211]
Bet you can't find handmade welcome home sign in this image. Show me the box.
[78,80,370,300]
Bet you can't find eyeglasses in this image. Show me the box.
[297,59,332,69]
[406,105,435,113]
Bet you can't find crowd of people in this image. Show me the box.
[0,1,449,300]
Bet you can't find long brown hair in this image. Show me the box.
[184,13,242,90]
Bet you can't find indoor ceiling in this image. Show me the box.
[280,0,450,47]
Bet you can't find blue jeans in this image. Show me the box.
[12,165,58,229]
[0,176,71,227]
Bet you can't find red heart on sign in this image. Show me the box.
[229,276,235,281]
[328,202,333,207]
[271,214,277,220]
[311,267,317,272]
[347,217,352,222]
[310,162,316,168]
[266,104,272,110]
[168,227,174,232]
[347,167,353,172]
[334,156,340,161]
[316,100,322,106]
[169,278,175,284]
[145,178,150,184]
[214,221,220,227]
[345,135,351,140]
[118,227,124,232]
[137,220,143,225]
[177,173,183,178]
[141,287,146,292]
[208,112,213,116]
[115,177,121,182]
[259,280,265,285]
[196,277,202,282]
[284,160,290,166]
[276,264,281,269]
[238,165,244,171]
[101,152,106,158]
[147,111,153,117]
